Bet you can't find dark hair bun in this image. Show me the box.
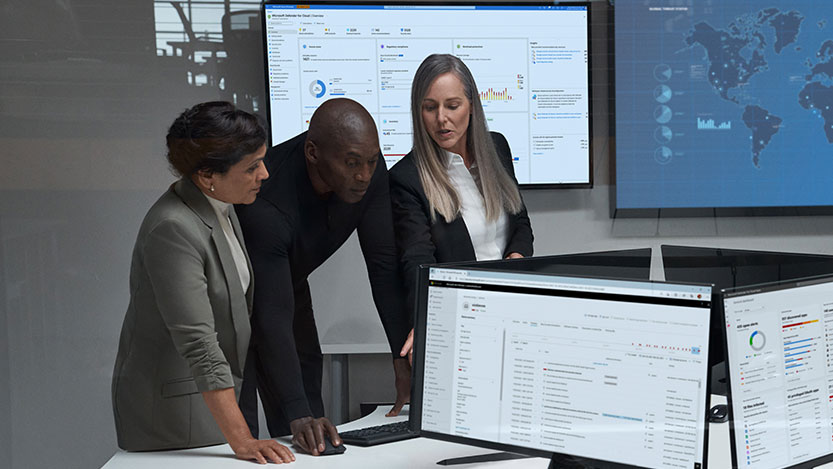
[166,101,267,177]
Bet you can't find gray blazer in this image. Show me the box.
[112,178,253,451]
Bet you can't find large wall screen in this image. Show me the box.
[263,2,591,186]
[615,1,833,210]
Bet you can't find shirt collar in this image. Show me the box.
[203,192,231,218]
[445,150,477,170]
[445,150,463,164]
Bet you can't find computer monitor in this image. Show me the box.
[662,245,833,291]
[412,266,713,468]
[662,245,833,374]
[446,247,652,280]
[722,275,833,469]
[261,1,592,187]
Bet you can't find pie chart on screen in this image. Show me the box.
[654,64,672,82]
[654,146,672,164]
[749,330,766,351]
[654,126,673,144]
[654,84,672,103]
[309,80,326,98]
[654,105,672,124]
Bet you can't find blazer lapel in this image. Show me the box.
[174,179,251,375]
[229,207,254,314]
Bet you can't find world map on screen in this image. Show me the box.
[615,2,833,210]
[685,9,833,167]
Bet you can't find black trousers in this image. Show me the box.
[240,282,325,437]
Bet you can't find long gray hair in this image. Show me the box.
[410,54,522,222]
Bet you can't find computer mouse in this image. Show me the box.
[709,404,728,423]
[319,436,347,456]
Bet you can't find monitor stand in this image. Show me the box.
[435,452,599,467]
[548,454,602,468]
[436,452,530,465]
[711,361,727,396]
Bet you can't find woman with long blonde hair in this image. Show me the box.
[390,54,533,359]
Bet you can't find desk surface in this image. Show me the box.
[102,396,732,469]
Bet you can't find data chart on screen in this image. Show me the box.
[263,2,590,186]
[420,268,712,468]
[616,1,833,209]
[724,277,833,469]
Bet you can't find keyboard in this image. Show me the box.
[339,420,418,446]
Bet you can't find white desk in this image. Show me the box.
[102,396,733,468]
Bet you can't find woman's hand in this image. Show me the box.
[231,437,296,464]
[202,387,295,464]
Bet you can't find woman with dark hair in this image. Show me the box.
[390,54,534,359]
[112,101,294,464]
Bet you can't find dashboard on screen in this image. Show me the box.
[413,266,713,468]
[262,1,591,187]
[614,1,833,211]
[723,276,833,469]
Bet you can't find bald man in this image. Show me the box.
[236,99,411,455]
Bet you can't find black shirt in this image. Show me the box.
[236,132,410,422]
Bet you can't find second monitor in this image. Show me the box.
[412,265,713,468]
[662,244,833,375]
[723,275,833,469]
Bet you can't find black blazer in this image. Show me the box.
[389,131,534,316]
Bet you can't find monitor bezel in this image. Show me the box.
[439,247,653,278]
[661,244,833,372]
[411,264,714,468]
[260,0,594,189]
[721,274,833,469]
[661,245,833,283]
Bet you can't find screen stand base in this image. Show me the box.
[548,454,606,468]
[436,452,530,465]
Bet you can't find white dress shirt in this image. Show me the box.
[446,151,509,261]
[204,194,251,293]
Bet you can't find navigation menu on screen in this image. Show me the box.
[421,269,711,468]
[724,278,833,469]
[263,3,590,185]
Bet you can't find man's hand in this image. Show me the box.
[399,328,414,365]
[506,252,524,259]
[289,416,340,456]
[230,437,296,464]
[386,357,412,417]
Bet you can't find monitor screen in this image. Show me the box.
[614,1,833,211]
[413,267,713,468]
[723,276,833,469]
[261,1,591,187]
